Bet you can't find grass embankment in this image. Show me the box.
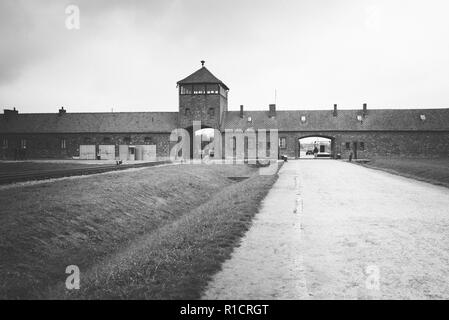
[0,163,279,299]
[362,158,449,188]
[0,161,95,175]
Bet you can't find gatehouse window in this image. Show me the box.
[206,84,219,94]
[2,138,7,149]
[219,86,228,98]
[360,142,365,151]
[180,85,193,95]
[279,137,287,149]
[61,139,66,149]
[20,139,27,149]
[193,84,206,94]
[144,137,153,144]
[345,142,351,150]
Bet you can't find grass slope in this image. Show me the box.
[362,158,449,188]
[0,161,96,175]
[0,163,279,299]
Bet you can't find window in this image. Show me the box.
[345,142,351,150]
[300,116,306,123]
[193,84,206,94]
[144,137,153,144]
[208,108,215,117]
[180,85,192,95]
[185,108,191,116]
[206,84,219,95]
[420,114,426,121]
[279,137,287,149]
[220,86,227,97]
[61,139,66,149]
[103,137,111,144]
[357,115,363,121]
[2,138,7,149]
[360,142,365,151]
[124,137,131,144]
[247,116,252,123]
[20,139,27,149]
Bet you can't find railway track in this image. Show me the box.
[0,160,170,185]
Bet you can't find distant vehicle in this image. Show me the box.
[306,149,314,155]
[317,152,331,158]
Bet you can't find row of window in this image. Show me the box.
[1,137,156,149]
[84,137,154,144]
[229,137,287,149]
[2,138,27,149]
[180,84,227,96]
[2,138,63,149]
[184,108,216,117]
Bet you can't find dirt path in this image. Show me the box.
[202,160,449,299]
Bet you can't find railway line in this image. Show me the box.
[0,160,170,185]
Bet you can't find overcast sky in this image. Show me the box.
[1,0,449,113]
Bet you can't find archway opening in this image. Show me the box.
[298,136,333,159]
[185,126,217,159]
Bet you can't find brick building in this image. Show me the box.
[1,62,449,160]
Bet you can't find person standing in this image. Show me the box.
[313,146,319,158]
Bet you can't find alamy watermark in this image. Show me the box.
[65,5,80,30]
[365,265,380,291]
[65,265,80,290]
[169,121,280,175]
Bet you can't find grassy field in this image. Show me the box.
[362,158,449,188]
[0,163,279,299]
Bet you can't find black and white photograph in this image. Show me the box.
[1,0,449,310]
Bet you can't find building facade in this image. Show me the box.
[1,63,449,160]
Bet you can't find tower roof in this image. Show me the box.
[177,65,229,90]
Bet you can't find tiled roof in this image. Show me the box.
[222,108,449,131]
[0,112,178,133]
[177,67,229,90]
[1,108,448,134]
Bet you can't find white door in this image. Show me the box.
[79,145,96,160]
[137,145,156,161]
[99,145,115,160]
[119,145,129,160]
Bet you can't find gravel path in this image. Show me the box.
[202,160,449,299]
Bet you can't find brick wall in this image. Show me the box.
[0,133,171,160]
[178,94,224,129]
[277,131,449,159]
[2,130,448,160]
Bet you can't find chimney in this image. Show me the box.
[59,107,66,115]
[269,104,276,117]
[363,103,367,116]
[4,107,18,121]
[240,105,244,118]
[333,104,338,117]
